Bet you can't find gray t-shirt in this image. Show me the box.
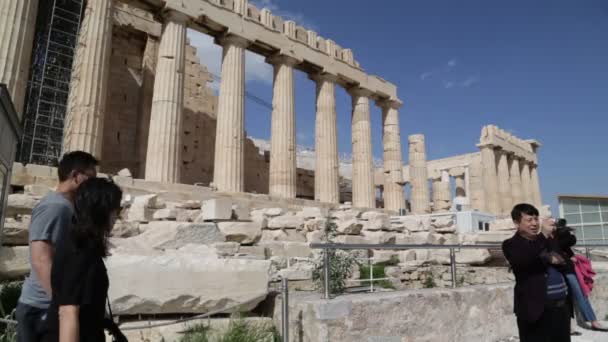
[19,192,74,308]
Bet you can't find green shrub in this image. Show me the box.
[422,275,437,288]
[181,316,280,342]
[312,219,359,295]
[359,264,395,290]
[0,282,21,340]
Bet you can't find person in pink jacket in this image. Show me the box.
[541,217,608,332]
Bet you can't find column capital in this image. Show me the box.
[163,10,190,24]
[216,34,250,48]
[347,86,374,98]
[310,72,338,83]
[266,54,301,67]
[376,98,403,110]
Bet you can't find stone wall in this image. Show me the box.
[276,284,518,342]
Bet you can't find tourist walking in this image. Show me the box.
[42,178,125,342]
[16,152,98,342]
[502,203,571,342]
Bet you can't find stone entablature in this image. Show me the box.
[478,124,537,165]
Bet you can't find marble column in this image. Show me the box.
[213,35,248,192]
[408,134,430,214]
[509,157,524,205]
[312,73,339,203]
[520,162,533,204]
[479,145,500,214]
[454,175,466,197]
[530,165,542,208]
[497,150,513,214]
[349,88,375,208]
[432,171,451,212]
[144,13,187,183]
[268,55,298,198]
[63,0,113,158]
[380,101,405,212]
[0,0,38,118]
[136,36,158,178]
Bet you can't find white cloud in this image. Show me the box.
[443,81,455,89]
[419,58,457,81]
[187,29,273,90]
[460,76,479,87]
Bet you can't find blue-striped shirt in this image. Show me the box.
[546,266,568,300]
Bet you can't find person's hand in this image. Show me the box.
[571,256,577,263]
[550,253,565,265]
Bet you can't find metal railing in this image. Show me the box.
[310,243,608,299]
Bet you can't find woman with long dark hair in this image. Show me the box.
[42,178,124,342]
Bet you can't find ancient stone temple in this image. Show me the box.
[377,125,543,216]
[0,0,542,214]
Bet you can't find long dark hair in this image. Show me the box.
[71,178,122,257]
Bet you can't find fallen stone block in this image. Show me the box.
[197,198,233,221]
[217,221,263,245]
[278,262,315,281]
[2,215,31,245]
[0,246,30,280]
[106,249,271,315]
[361,212,390,231]
[152,208,178,220]
[113,222,225,251]
[336,220,363,235]
[267,214,305,230]
[176,209,201,222]
[261,229,306,243]
[6,194,39,216]
[111,220,141,238]
[297,207,328,219]
[258,241,313,258]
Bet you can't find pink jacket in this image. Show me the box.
[573,254,596,297]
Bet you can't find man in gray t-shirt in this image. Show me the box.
[16,152,97,342]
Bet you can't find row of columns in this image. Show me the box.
[56,5,405,210]
[480,145,542,215]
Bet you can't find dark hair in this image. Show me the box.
[58,151,98,182]
[71,178,122,257]
[511,203,539,222]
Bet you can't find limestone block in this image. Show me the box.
[176,200,202,209]
[267,214,305,229]
[331,210,358,221]
[263,208,285,217]
[459,234,479,245]
[114,222,225,251]
[176,209,201,222]
[126,194,161,222]
[133,194,164,209]
[111,220,141,238]
[261,229,306,243]
[217,221,263,245]
[361,212,390,231]
[277,262,314,280]
[297,207,328,219]
[336,220,363,235]
[117,168,132,177]
[232,203,250,221]
[6,193,39,215]
[489,219,515,231]
[153,208,178,220]
[432,216,455,229]
[2,215,31,245]
[435,226,457,234]
[333,235,366,244]
[212,242,240,257]
[306,231,325,243]
[456,249,491,265]
[106,249,271,314]
[25,164,54,178]
[238,246,268,259]
[362,231,396,245]
[398,250,417,263]
[407,232,433,245]
[0,246,30,280]
[371,250,399,264]
[442,234,459,245]
[303,218,326,232]
[338,202,352,210]
[198,198,233,221]
[394,216,431,232]
[431,234,447,245]
[24,184,52,197]
[258,242,312,258]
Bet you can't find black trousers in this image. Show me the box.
[517,303,571,342]
[15,302,48,342]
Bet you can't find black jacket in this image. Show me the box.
[502,232,551,323]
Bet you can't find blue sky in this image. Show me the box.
[189,0,608,213]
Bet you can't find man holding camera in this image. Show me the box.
[502,203,571,342]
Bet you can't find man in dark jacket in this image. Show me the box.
[502,203,571,342]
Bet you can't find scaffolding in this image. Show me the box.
[18,0,84,166]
